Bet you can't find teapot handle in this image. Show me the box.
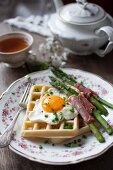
[95,26,113,57]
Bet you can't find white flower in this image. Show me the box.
[31,37,68,67]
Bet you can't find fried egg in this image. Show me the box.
[28,88,78,124]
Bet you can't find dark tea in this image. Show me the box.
[0,37,28,53]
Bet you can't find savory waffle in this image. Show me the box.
[21,85,90,142]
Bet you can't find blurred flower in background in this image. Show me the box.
[28,37,68,70]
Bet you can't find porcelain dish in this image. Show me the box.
[0,69,113,165]
[49,0,113,57]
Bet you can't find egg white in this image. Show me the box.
[28,88,78,124]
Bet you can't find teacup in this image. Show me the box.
[0,32,33,68]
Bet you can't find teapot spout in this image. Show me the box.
[53,0,64,11]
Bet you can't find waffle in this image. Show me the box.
[21,85,90,142]
[49,116,90,143]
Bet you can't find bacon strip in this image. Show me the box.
[75,82,98,98]
[68,95,94,124]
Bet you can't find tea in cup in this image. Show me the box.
[0,32,33,68]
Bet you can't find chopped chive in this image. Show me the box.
[59,112,63,115]
[50,91,53,95]
[52,119,55,123]
[64,143,78,147]
[39,145,43,149]
[78,144,82,147]
[63,97,66,100]
[44,102,50,106]
[32,98,37,101]
[64,138,82,147]
[45,115,48,118]
[59,112,63,120]
[52,113,59,123]
[52,118,58,123]
[82,135,87,139]
[74,140,77,143]
[64,124,73,129]
[44,140,49,144]
[77,139,81,143]
[80,80,84,85]
[52,143,55,146]
[34,88,39,92]
[70,107,75,113]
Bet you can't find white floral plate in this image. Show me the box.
[0,68,113,165]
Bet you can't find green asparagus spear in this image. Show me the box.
[51,66,113,110]
[49,76,113,137]
[93,109,113,135]
[51,66,76,86]
[93,96,113,109]
[89,96,108,116]
[49,77,106,142]
[88,123,105,143]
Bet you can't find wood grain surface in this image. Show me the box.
[0,1,113,170]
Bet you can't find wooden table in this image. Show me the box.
[0,1,113,170]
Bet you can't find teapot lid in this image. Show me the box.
[59,0,105,24]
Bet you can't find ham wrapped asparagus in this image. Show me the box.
[68,94,94,124]
[75,82,98,98]
[51,66,108,115]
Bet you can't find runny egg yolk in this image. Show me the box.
[42,95,65,112]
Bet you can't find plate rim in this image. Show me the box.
[9,142,113,165]
[1,68,113,165]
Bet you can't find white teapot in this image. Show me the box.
[48,0,113,57]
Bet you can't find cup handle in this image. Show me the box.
[95,26,113,57]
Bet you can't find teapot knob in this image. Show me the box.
[76,0,87,4]
[95,26,113,57]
